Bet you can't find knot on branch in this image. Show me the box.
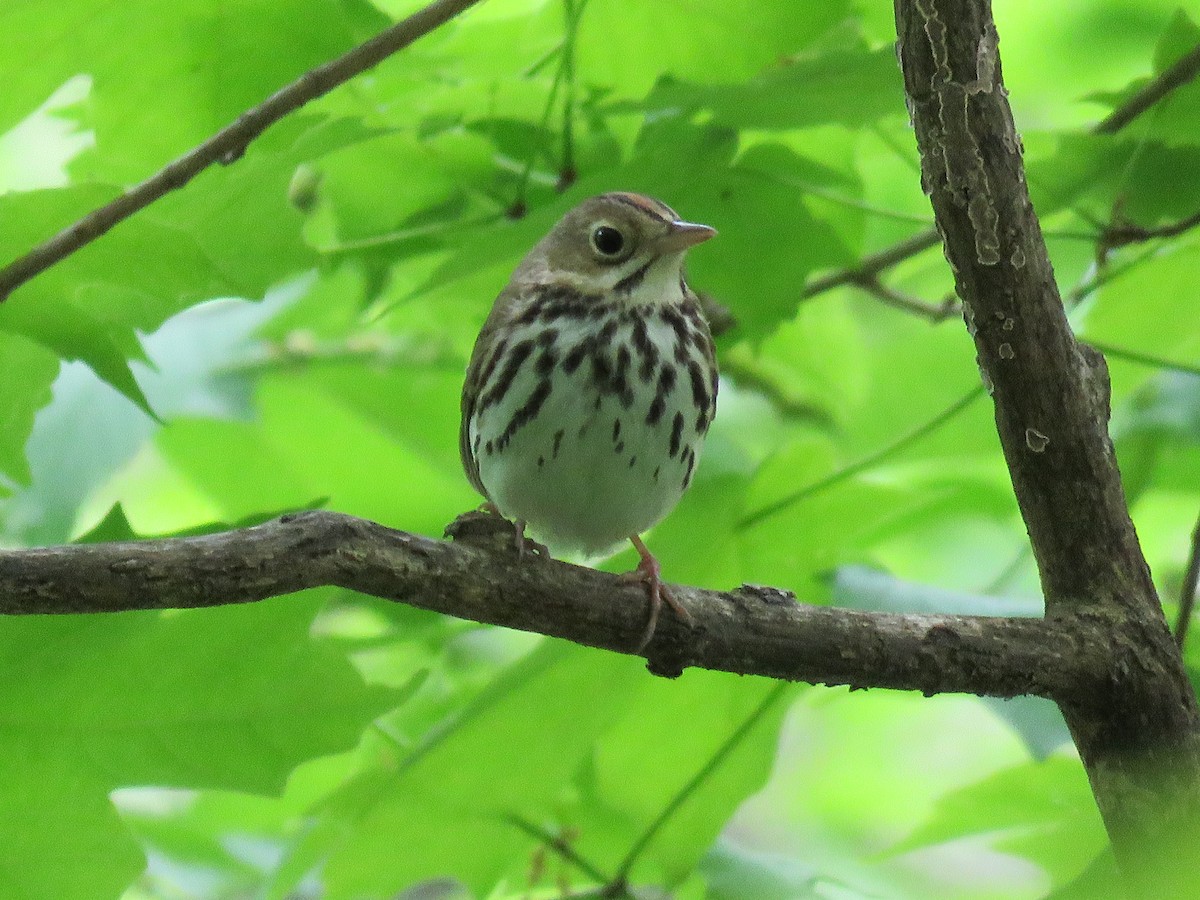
[1076,343,1113,425]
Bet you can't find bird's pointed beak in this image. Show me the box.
[658,220,717,252]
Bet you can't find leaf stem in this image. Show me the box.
[1087,341,1200,379]
[738,385,985,530]
[606,682,790,891]
[504,813,616,887]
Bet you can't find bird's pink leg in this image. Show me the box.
[621,535,693,652]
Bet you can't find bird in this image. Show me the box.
[460,192,718,651]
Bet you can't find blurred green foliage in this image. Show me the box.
[1,0,1199,897]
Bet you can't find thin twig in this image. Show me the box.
[1099,208,1200,258]
[1095,44,1200,135]
[0,0,486,301]
[1066,245,1159,306]
[1071,205,1200,303]
[801,227,941,301]
[510,22,570,215]
[866,201,1200,319]
[505,814,616,888]
[1174,512,1200,647]
[853,273,959,321]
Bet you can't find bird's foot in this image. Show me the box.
[514,520,549,559]
[478,503,549,559]
[622,535,693,653]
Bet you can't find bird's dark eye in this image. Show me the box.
[591,225,625,257]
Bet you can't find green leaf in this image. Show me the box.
[1029,135,1200,225]
[311,130,495,246]
[0,600,404,900]
[74,499,328,544]
[1080,242,1200,405]
[585,676,793,884]
[0,332,58,486]
[255,373,476,535]
[0,746,145,900]
[0,601,401,791]
[891,755,1107,886]
[73,502,139,543]
[0,186,166,412]
[321,640,646,897]
[155,418,317,524]
[639,39,904,131]
[576,0,854,100]
[69,0,367,183]
[1085,10,1200,148]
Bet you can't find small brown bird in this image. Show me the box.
[460,192,717,650]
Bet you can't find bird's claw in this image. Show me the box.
[480,503,549,559]
[624,536,692,653]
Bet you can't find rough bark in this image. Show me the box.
[0,508,1107,694]
[894,0,1200,892]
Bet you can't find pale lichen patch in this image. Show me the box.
[916,0,1002,266]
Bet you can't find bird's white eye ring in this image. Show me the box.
[591,224,625,256]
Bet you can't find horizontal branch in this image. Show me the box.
[0,509,1108,698]
[0,0,485,301]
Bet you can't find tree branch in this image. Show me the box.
[0,0,485,302]
[1095,43,1200,135]
[1098,208,1200,266]
[894,0,1200,890]
[800,227,941,300]
[0,509,1105,697]
[801,36,1200,315]
[851,273,959,321]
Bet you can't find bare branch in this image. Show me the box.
[0,0,485,301]
[1098,208,1200,265]
[1095,43,1200,135]
[801,227,941,301]
[852,273,959,321]
[0,508,1104,698]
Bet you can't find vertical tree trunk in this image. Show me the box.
[893,0,1200,892]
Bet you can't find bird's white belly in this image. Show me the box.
[470,312,709,557]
